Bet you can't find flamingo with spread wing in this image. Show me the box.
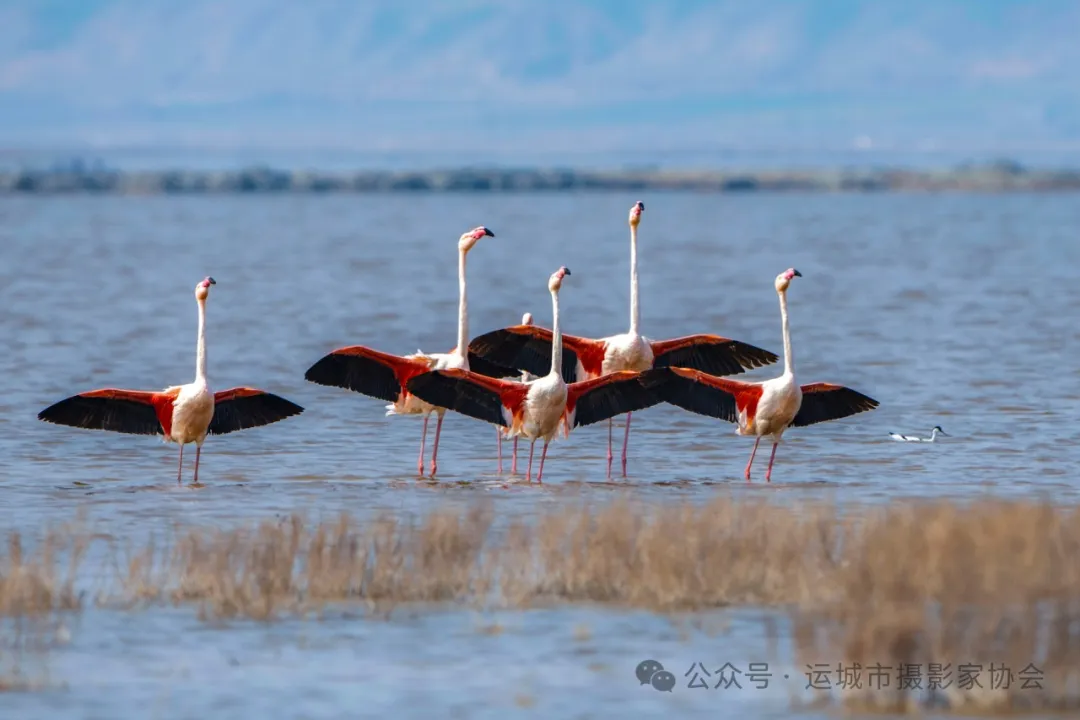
[640,269,879,482]
[304,226,517,477]
[37,277,304,484]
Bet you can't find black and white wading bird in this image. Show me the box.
[889,426,948,443]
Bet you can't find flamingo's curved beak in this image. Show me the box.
[483,227,495,237]
[792,269,802,277]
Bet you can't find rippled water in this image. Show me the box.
[1,192,1078,717]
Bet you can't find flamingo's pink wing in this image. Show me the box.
[37,387,177,436]
[566,371,662,428]
[790,383,879,427]
[305,345,432,402]
[406,369,528,428]
[650,334,778,376]
[467,324,605,381]
[639,367,762,425]
[209,388,304,435]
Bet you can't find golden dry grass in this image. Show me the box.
[2,496,1079,712]
[0,526,86,693]
[0,529,84,617]
[792,500,1080,714]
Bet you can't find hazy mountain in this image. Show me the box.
[1,0,1078,167]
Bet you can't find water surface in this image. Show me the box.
[1,192,1077,717]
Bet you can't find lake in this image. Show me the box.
[1,191,1077,718]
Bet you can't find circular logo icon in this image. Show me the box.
[636,659,665,686]
[651,670,676,692]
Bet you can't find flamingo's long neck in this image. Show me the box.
[456,248,469,358]
[195,298,208,383]
[549,288,563,379]
[779,290,794,377]
[629,223,640,336]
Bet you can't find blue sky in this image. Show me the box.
[1,0,1078,167]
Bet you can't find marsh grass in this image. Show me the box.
[792,500,1080,714]
[2,496,1080,712]
[0,526,86,692]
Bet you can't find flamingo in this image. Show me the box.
[304,226,516,477]
[468,200,779,478]
[639,268,879,482]
[37,277,304,485]
[890,426,948,442]
[406,267,661,482]
[496,311,535,474]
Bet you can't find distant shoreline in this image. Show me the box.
[3,161,1080,194]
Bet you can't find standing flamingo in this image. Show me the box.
[304,226,515,477]
[640,269,879,482]
[496,311,535,474]
[407,267,661,482]
[37,277,304,484]
[468,200,778,478]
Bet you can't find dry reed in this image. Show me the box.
[792,500,1080,714]
[1,496,1079,713]
[0,526,85,692]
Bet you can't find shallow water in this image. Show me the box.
[1,191,1078,716]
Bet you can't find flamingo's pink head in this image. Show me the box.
[629,200,644,227]
[548,266,571,293]
[774,267,801,293]
[195,276,216,301]
[521,312,534,326]
[459,226,495,252]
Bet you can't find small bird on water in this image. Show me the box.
[889,426,948,442]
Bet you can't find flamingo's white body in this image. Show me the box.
[169,381,215,445]
[890,426,948,442]
[516,372,569,444]
[38,277,304,484]
[642,269,879,482]
[407,268,660,482]
[305,227,512,476]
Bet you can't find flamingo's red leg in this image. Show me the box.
[537,439,550,483]
[497,428,503,473]
[527,438,536,482]
[417,414,429,476]
[745,437,762,481]
[606,418,614,477]
[177,445,184,484]
[512,436,520,474]
[765,442,780,483]
[193,445,202,485]
[429,413,444,477]
[621,412,632,477]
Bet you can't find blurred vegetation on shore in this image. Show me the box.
[2,159,1079,194]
